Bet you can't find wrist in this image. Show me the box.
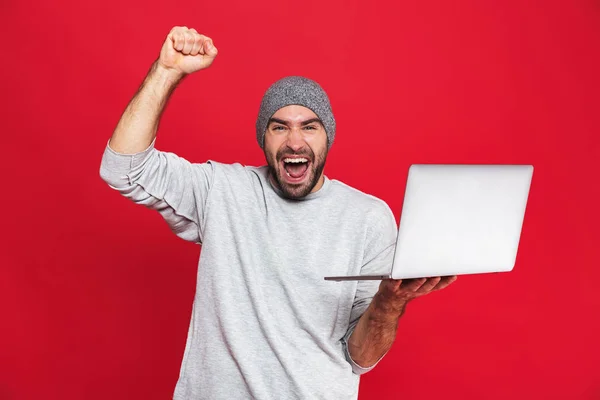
[372,292,407,322]
[152,61,185,88]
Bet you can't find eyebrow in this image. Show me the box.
[268,118,323,127]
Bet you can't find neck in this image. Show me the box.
[311,174,325,193]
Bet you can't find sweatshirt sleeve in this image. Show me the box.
[99,140,214,244]
[342,201,398,375]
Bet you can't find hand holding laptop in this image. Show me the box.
[345,275,459,366]
[374,276,458,315]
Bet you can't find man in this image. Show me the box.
[100,26,456,399]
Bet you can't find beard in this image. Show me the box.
[265,145,328,199]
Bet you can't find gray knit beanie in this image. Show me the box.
[256,76,336,149]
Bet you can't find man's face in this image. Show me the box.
[263,105,329,199]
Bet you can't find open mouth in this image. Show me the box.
[281,157,310,183]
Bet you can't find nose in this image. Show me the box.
[286,127,305,152]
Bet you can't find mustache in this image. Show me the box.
[276,147,315,161]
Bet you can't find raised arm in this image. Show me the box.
[99,27,219,244]
[109,26,218,154]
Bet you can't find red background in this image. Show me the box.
[1,0,599,399]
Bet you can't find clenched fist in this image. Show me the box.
[158,26,218,76]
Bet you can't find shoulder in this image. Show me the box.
[203,160,260,174]
[203,161,267,185]
[329,179,395,221]
[329,179,398,252]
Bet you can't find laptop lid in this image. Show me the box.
[390,164,533,280]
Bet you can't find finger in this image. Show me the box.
[196,35,209,54]
[182,32,194,54]
[416,277,442,294]
[379,279,401,294]
[401,278,427,292]
[188,29,203,55]
[189,34,211,55]
[168,25,186,37]
[190,33,202,56]
[388,279,402,290]
[171,29,185,51]
[432,276,458,291]
[170,25,188,32]
[169,26,189,46]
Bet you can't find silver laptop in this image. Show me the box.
[324,164,534,281]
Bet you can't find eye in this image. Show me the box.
[272,125,286,131]
[303,125,317,130]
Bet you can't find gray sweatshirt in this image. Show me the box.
[99,141,397,399]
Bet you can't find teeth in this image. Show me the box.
[283,158,308,163]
